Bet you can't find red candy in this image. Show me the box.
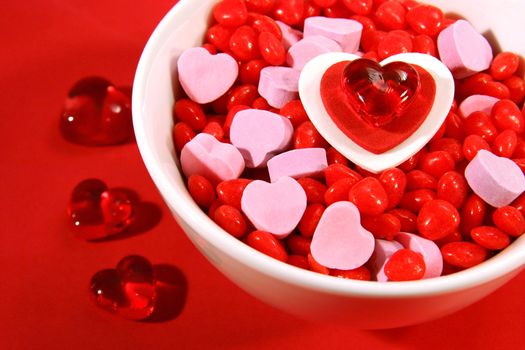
[324,163,362,187]
[297,177,327,204]
[213,0,249,27]
[174,99,207,131]
[384,249,426,281]
[240,59,269,85]
[460,194,486,237]
[441,242,487,268]
[60,77,132,146]
[324,177,359,205]
[379,168,407,209]
[418,151,455,179]
[405,4,444,37]
[294,121,329,148]
[342,0,373,15]
[399,189,436,213]
[298,203,325,237]
[273,0,304,25]
[406,170,436,191]
[248,13,283,39]
[471,226,511,250]
[374,0,407,30]
[349,177,389,215]
[492,129,517,158]
[206,24,235,52]
[331,266,371,281]
[246,231,288,262]
[490,52,520,81]
[173,122,196,152]
[463,134,491,161]
[491,99,524,134]
[287,234,312,256]
[259,31,286,65]
[229,25,261,62]
[492,206,525,237]
[280,100,309,128]
[417,199,460,240]
[188,175,216,208]
[90,255,157,320]
[377,29,413,59]
[216,178,252,209]
[214,205,248,238]
[436,171,468,208]
[387,208,417,232]
[245,0,277,14]
[68,179,134,240]
[361,213,401,240]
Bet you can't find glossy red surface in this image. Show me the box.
[2,1,525,348]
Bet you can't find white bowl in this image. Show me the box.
[132,0,525,329]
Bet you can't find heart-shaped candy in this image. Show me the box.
[177,47,238,104]
[230,109,293,168]
[180,133,245,185]
[60,77,133,146]
[311,201,375,270]
[241,176,307,238]
[258,66,301,108]
[68,179,135,240]
[342,59,420,127]
[90,255,157,320]
[299,52,454,173]
[303,16,363,53]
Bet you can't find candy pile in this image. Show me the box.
[172,0,525,282]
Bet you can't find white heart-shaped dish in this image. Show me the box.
[299,52,454,173]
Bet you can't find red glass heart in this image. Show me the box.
[342,59,421,127]
[60,77,133,146]
[90,255,157,320]
[68,179,134,240]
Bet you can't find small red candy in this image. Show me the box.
[399,189,436,213]
[429,137,464,162]
[324,163,362,187]
[227,84,259,110]
[298,203,326,238]
[361,213,401,240]
[503,76,525,104]
[188,175,216,208]
[384,249,426,281]
[418,151,455,179]
[287,255,310,269]
[287,234,311,256]
[246,230,288,262]
[459,194,486,237]
[387,208,417,232]
[213,0,249,27]
[348,177,389,215]
[412,34,437,56]
[490,52,520,81]
[330,266,371,281]
[374,0,407,30]
[417,199,460,240]
[229,25,261,62]
[471,226,511,250]
[60,77,132,146]
[377,29,413,59]
[68,179,134,240]
[216,178,252,209]
[280,100,309,128]
[491,99,525,134]
[406,170,437,191]
[462,134,491,161]
[245,0,277,14]
[326,147,350,166]
[173,99,207,132]
[492,129,518,158]
[441,242,487,268]
[90,255,157,320]
[405,4,444,37]
[294,121,329,149]
[206,24,235,52]
[436,171,468,208]
[248,13,283,39]
[307,254,330,275]
[273,0,304,26]
[342,0,373,15]
[214,205,248,238]
[379,168,407,209]
[297,177,327,204]
[492,205,525,237]
[172,122,196,153]
[324,177,359,206]
[240,59,269,86]
[259,31,286,65]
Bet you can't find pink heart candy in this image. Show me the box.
[258,66,301,109]
[180,133,245,185]
[311,201,375,270]
[276,20,303,50]
[177,47,238,104]
[437,20,493,79]
[287,35,342,70]
[303,16,363,53]
[369,239,404,282]
[230,109,293,168]
[241,177,306,239]
[465,149,525,207]
[267,148,328,183]
[459,94,499,118]
[394,232,443,279]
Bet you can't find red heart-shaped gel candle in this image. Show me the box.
[90,255,157,320]
[342,59,420,127]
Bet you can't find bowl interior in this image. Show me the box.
[133,0,525,297]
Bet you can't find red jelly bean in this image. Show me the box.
[406,170,437,191]
[303,0,323,19]
[379,168,407,209]
[280,100,309,128]
[349,177,389,215]
[444,111,465,141]
[211,90,232,115]
[259,31,286,65]
[331,266,371,281]
[90,255,156,320]
[202,121,225,141]
[229,25,261,62]
[399,189,436,213]
[213,0,249,27]
[417,199,460,240]
[437,171,468,209]
[214,205,248,238]
[287,255,310,269]
[308,254,330,275]
[434,230,462,247]
[245,0,276,14]
[188,175,216,208]
[246,231,288,262]
[462,134,491,161]
[504,76,525,104]
[405,4,444,37]
[398,151,421,172]
[297,178,327,204]
[273,0,304,25]
[324,177,359,206]
[351,15,376,31]
[511,193,525,217]
[312,0,337,7]
[493,205,525,237]
[441,242,487,268]
[252,97,271,110]
[342,0,373,15]
[492,129,518,158]
[298,203,325,238]
[360,29,387,53]
[294,121,329,149]
[374,0,407,30]
[361,213,401,240]
[240,59,269,85]
[412,34,437,56]
[60,77,133,146]
[216,178,252,210]
[459,73,493,98]
[418,151,455,179]
[286,234,311,256]
[387,208,417,232]
[172,122,196,153]
[324,163,363,187]
[459,193,486,237]
[323,1,352,18]
[202,43,218,54]
[471,226,511,250]
[429,137,464,162]
[490,52,520,81]
[491,99,525,134]
[206,24,235,52]
[247,12,283,39]
[479,82,512,100]
[384,249,426,281]
[377,30,413,60]
[173,99,207,132]
[326,147,350,166]
[227,84,259,110]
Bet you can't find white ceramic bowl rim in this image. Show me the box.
[133,0,525,298]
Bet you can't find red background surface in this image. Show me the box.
[1,1,524,349]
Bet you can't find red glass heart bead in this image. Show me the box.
[90,255,157,320]
[342,59,420,127]
[60,77,133,146]
[68,179,134,240]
